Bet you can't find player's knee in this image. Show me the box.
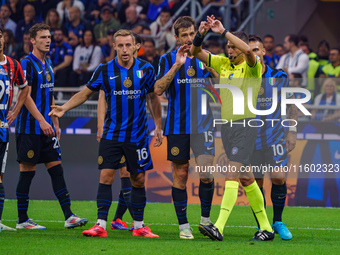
[200,177,213,184]
[271,178,285,185]
[240,178,254,187]
[100,170,115,185]
[47,164,63,177]
[130,173,145,188]
[119,167,130,178]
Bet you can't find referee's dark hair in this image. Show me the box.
[231,31,248,44]
[287,34,299,46]
[29,23,50,39]
[249,34,263,45]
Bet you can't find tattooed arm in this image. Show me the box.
[286,101,299,152]
[154,44,190,95]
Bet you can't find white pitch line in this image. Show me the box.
[3,219,340,231]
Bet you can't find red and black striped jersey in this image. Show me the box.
[0,55,27,109]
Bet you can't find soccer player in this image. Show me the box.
[191,15,274,241]
[249,35,297,240]
[154,16,215,239]
[15,23,88,230]
[0,27,29,232]
[49,29,163,238]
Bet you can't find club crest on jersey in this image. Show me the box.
[259,87,264,95]
[187,66,195,77]
[199,62,205,70]
[229,73,234,80]
[269,77,276,86]
[46,73,52,82]
[136,70,143,78]
[124,77,132,88]
[231,147,238,155]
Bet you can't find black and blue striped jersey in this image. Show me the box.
[255,65,290,150]
[0,65,11,142]
[16,53,55,135]
[157,47,213,135]
[49,41,73,66]
[87,57,155,143]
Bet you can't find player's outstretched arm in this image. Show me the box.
[286,99,298,152]
[97,89,106,142]
[7,85,29,126]
[207,15,256,67]
[24,86,55,137]
[154,44,190,96]
[51,97,61,140]
[147,92,163,147]
[190,21,210,65]
[49,87,95,118]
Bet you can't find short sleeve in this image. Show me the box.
[14,60,27,88]
[86,64,103,91]
[66,44,73,56]
[156,54,169,81]
[245,60,262,78]
[20,58,32,87]
[207,54,229,74]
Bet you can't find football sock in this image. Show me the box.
[172,187,188,225]
[97,219,107,230]
[131,186,146,223]
[271,182,287,223]
[0,182,4,220]
[252,187,266,229]
[47,165,72,220]
[16,171,35,223]
[97,183,112,221]
[244,181,272,232]
[199,179,214,218]
[114,177,132,220]
[215,181,238,233]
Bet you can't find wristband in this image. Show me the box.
[193,33,204,47]
[289,126,297,132]
[221,29,228,38]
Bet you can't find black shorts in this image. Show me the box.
[221,120,257,165]
[16,134,62,164]
[98,138,152,175]
[167,132,215,161]
[251,139,288,178]
[0,142,9,174]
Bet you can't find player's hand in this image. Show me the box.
[49,105,66,118]
[198,21,211,36]
[97,127,103,142]
[39,120,55,137]
[55,126,61,140]
[207,15,225,35]
[286,132,296,152]
[176,44,190,66]
[6,110,18,126]
[153,127,163,147]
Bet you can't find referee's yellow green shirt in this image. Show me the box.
[207,54,262,121]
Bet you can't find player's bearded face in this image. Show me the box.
[177,26,196,47]
[227,41,243,64]
[33,30,51,53]
[114,35,135,62]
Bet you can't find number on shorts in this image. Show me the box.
[0,80,10,108]
[52,137,60,149]
[204,131,213,143]
[271,144,284,156]
[137,148,148,161]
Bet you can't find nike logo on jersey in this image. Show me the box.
[207,147,214,151]
[275,160,284,164]
[335,150,340,160]
[110,75,119,79]
[139,163,148,168]
[38,71,43,74]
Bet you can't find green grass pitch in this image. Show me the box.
[1,200,340,255]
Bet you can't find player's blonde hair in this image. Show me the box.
[113,29,135,43]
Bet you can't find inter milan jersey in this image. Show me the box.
[255,65,290,150]
[0,55,27,110]
[16,53,55,135]
[0,65,11,142]
[87,57,155,143]
[49,42,73,66]
[157,47,213,135]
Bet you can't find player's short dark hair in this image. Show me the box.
[132,31,143,45]
[173,16,196,36]
[263,34,274,40]
[54,27,64,35]
[143,38,155,46]
[318,40,330,50]
[287,34,299,46]
[249,34,263,44]
[231,31,248,44]
[29,23,50,39]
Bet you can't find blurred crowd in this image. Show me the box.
[0,0,339,121]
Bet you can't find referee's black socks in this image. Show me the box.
[16,171,35,223]
[271,182,287,223]
[48,165,72,220]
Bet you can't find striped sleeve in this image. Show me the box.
[20,58,32,87]
[86,64,103,91]
[12,58,27,88]
[156,54,169,81]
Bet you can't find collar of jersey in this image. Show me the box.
[29,52,46,66]
[114,57,136,71]
[0,54,7,65]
